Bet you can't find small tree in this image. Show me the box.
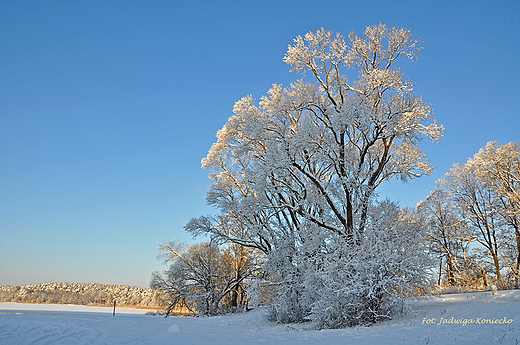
[441,157,504,284]
[151,241,260,316]
[417,189,472,286]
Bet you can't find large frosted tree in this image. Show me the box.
[187,24,442,327]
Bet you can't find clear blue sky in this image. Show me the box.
[1,0,519,288]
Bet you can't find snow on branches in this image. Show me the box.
[187,24,441,328]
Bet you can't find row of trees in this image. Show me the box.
[0,282,167,307]
[419,141,520,290]
[153,24,443,328]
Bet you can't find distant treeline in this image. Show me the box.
[0,282,167,308]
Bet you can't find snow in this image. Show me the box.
[167,323,182,333]
[1,290,520,344]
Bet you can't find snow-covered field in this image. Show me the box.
[1,290,520,344]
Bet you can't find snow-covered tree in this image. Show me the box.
[194,24,442,246]
[441,161,505,284]
[187,24,442,327]
[438,142,520,288]
[417,189,473,286]
[473,142,520,287]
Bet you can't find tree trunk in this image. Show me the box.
[480,267,488,287]
[446,254,456,285]
[516,228,520,289]
[438,257,443,285]
[492,252,501,284]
